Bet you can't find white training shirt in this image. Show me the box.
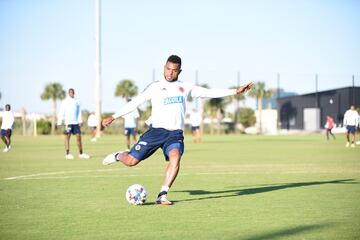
[87,114,98,127]
[190,111,202,127]
[343,109,359,126]
[122,109,140,128]
[57,96,82,125]
[113,79,236,130]
[1,110,15,130]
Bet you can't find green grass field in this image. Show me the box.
[0,134,359,240]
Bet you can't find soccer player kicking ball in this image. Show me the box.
[102,55,253,205]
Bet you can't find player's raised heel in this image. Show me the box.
[156,192,173,205]
[102,151,122,165]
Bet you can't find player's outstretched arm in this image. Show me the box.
[191,81,254,99]
[236,82,254,94]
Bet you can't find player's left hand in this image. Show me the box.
[236,82,253,94]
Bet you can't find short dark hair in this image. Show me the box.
[5,104,11,110]
[167,55,182,68]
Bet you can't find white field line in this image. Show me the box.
[3,169,123,180]
[3,170,256,181]
[2,165,255,181]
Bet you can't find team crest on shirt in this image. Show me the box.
[135,145,141,151]
[179,86,185,92]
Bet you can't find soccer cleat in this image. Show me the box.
[102,152,122,165]
[3,147,9,153]
[65,153,74,159]
[156,193,173,205]
[345,142,350,148]
[91,138,97,142]
[351,144,355,148]
[79,153,90,159]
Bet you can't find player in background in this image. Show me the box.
[1,104,14,152]
[102,55,253,205]
[57,88,90,159]
[343,105,358,148]
[122,101,140,151]
[87,112,98,142]
[324,115,335,140]
[189,108,202,143]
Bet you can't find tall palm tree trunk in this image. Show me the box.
[52,99,57,134]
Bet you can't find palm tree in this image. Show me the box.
[228,86,245,126]
[248,82,273,134]
[115,79,138,103]
[40,83,66,134]
[204,97,227,134]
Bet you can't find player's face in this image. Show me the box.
[163,61,181,82]
[69,89,75,98]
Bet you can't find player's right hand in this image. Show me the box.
[236,82,253,94]
[102,117,114,127]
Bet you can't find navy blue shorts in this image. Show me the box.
[124,128,136,137]
[346,125,356,134]
[191,126,200,132]
[129,127,184,161]
[1,129,12,137]
[64,124,81,135]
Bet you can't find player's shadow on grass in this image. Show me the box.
[240,222,334,240]
[174,179,357,203]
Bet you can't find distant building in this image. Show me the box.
[262,88,298,109]
[277,86,360,130]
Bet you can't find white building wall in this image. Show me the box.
[255,109,278,135]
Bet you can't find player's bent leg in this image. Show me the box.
[119,152,139,166]
[102,151,139,166]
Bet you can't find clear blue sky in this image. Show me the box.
[0,0,359,114]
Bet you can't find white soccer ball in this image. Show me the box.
[125,184,148,205]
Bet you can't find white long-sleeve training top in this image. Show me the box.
[113,79,237,130]
[343,109,359,126]
[57,96,82,125]
[122,109,140,128]
[1,110,15,130]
